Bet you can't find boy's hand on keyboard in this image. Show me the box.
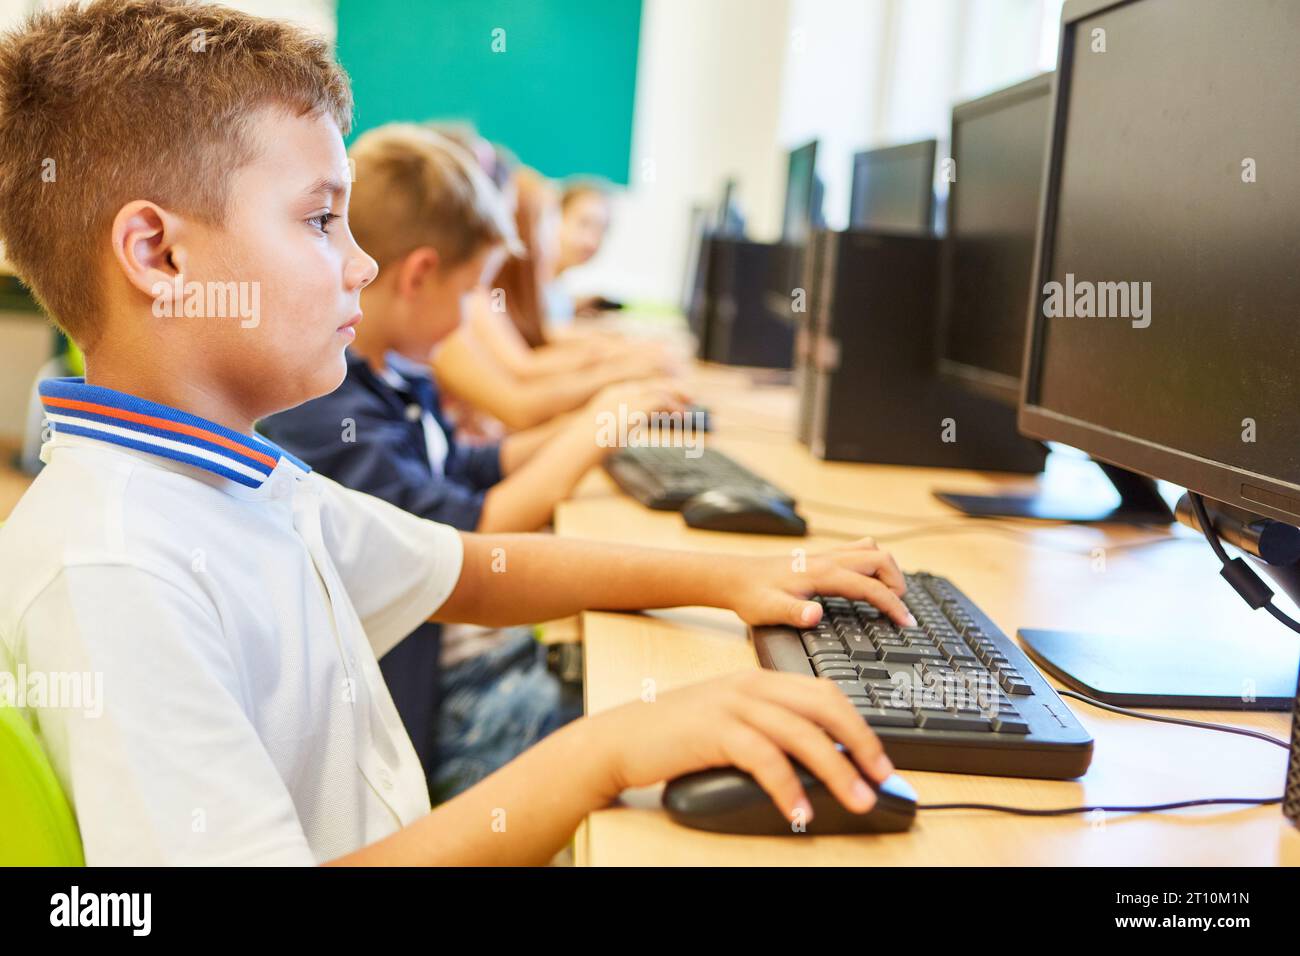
[596,669,894,823]
[727,538,915,629]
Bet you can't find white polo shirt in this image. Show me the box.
[0,378,464,865]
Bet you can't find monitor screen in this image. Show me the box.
[848,140,935,233]
[1021,0,1300,522]
[782,141,819,243]
[939,75,1051,402]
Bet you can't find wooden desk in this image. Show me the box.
[556,373,1300,866]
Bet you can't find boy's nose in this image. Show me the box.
[349,247,379,291]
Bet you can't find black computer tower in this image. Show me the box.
[798,228,1046,472]
[696,236,798,369]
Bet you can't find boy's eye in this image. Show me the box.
[309,212,340,234]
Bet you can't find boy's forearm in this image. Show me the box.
[477,422,607,532]
[326,716,618,866]
[498,411,577,473]
[435,534,743,626]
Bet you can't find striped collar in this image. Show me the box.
[39,377,310,490]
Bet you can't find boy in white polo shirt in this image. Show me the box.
[0,0,912,865]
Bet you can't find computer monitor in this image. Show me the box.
[847,139,936,233]
[782,140,823,243]
[937,75,1051,405]
[932,68,1175,524]
[715,177,745,237]
[680,204,712,326]
[1015,0,1300,707]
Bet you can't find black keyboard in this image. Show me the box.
[753,572,1094,779]
[604,445,794,511]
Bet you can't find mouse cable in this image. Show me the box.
[918,687,1287,816]
[1188,492,1300,636]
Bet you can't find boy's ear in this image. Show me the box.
[396,247,440,300]
[109,200,186,306]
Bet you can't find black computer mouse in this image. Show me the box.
[680,489,807,536]
[663,763,917,836]
[682,404,712,432]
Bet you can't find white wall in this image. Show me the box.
[572,0,1066,306]
[563,0,792,306]
[777,0,889,232]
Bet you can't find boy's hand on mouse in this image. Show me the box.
[723,538,915,629]
[591,669,894,823]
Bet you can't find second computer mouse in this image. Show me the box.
[663,763,917,836]
[680,489,807,536]
[682,403,711,432]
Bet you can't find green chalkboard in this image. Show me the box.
[336,0,642,185]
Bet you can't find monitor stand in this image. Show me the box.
[1017,626,1299,711]
[1019,517,1300,711]
[934,460,1175,524]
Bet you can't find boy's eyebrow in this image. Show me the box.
[298,176,347,203]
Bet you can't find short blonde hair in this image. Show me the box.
[0,0,353,349]
[347,124,518,273]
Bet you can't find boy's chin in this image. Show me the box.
[279,348,349,413]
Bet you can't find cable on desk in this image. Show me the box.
[919,795,1281,815]
[808,520,1183,557]
[800,498,1191,552]
[917,686,1286,817]
[800,498,1002,525]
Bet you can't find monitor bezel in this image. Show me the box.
[847,138,936,234]
[782,140,819,243]
[936,71,1054,406]
[1016,0,1300,525]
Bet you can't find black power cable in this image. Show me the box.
[919,688,1286,816]
[1189,492,1300,636]
[919,499,1300,819]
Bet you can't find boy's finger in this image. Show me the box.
[722,723,812,825]
[737,698,877,813]
[834,549,907,595]
[749,671,894,783]
[773,595,823,628]
[822,568,915,627]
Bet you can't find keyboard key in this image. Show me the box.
[993,717,1031,734]
[855,706,918,728]
[1002,677,1034,696]
[832,679,871,700]
[866,624,896,642]
[843,637,880,661]
[804,637,844,656]
[880,647,928,663]
[856,663,892,681]
[819,668,861,682]
[916,711,994,732]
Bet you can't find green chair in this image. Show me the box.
[0,675,84,866]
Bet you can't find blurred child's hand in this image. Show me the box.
[609,345,682,380]
[593,669,894,823]
[586,378,691,422]
[723,537,914,630]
